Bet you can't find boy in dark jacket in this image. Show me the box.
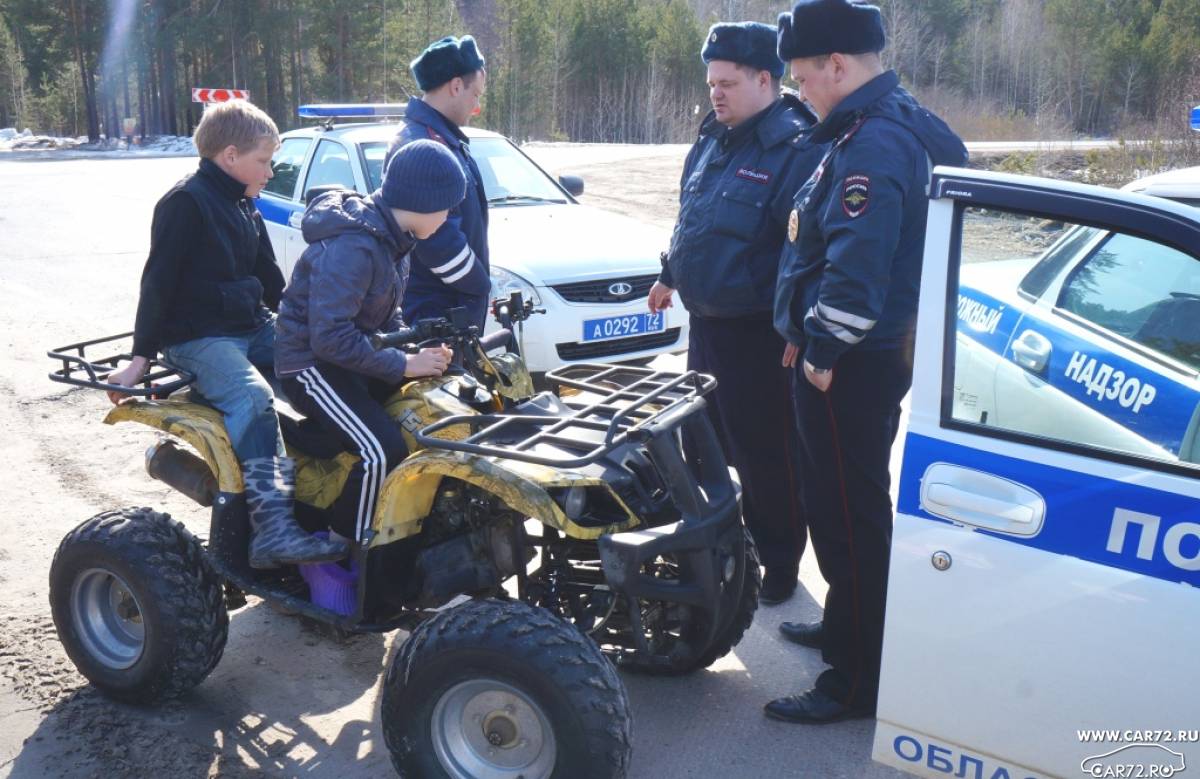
[275,140,465,544]
[108,99,346,569]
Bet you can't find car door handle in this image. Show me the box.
[287,211,303,229]
[1010,329,1051,373]
[919,463,1046,537]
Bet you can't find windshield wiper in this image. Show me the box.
[487,194,567,205]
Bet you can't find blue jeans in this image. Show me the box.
[162,320,285,461]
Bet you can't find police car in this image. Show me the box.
[874,165,1200,779]
[256,104,685,374]
[951,166,1200,461]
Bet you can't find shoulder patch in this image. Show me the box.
[842,174,870,218]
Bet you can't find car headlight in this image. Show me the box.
[490,266,541,306]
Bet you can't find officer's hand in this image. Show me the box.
[803,360,833,392]
[405,345,453,377]
[648,282,674,314]
[782,342,801,368]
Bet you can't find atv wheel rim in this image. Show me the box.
[431,678,557,779]
[70,568,145,670]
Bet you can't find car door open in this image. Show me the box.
[874,168,1200,779]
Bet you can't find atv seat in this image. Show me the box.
[184,376,350,460]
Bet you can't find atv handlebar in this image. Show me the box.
[477,328,513,353]
[369,319,513,353]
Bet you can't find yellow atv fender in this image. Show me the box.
[370,448,640,547]
[105,400,244,492]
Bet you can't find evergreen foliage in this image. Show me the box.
[0,0,1195,142]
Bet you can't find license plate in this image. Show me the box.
[582,312,665,342]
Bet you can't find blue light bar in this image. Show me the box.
[298,103,408,119]
[1192,105,1200,132]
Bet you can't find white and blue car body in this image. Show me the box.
[256,105,686,374]
[874,166,1200,779]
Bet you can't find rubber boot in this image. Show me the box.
[243,456,348,569]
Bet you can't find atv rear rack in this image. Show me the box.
[47,332,195,397]
[414,363,716,468]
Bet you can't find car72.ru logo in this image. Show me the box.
[1081,743,1187,778]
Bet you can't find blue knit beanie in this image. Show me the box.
[702,22,785,79]
[411,35,486,92]
[380,140,466,213]
[777,0,886,61]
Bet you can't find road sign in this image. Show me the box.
[192,88,250,104]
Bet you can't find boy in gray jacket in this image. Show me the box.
[275,139,465,543]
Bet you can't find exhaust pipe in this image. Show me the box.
[145,439,218,507]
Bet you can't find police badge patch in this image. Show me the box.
[842,174,870,218]
[788,208,799,243]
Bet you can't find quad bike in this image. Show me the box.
[45,294,760,779]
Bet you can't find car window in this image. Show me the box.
[472,138,567,203]
[951,206,1200,468]
[361,142,388,193]
[359,137,567,204]
[1017,223,1103,299]
[1058,232,1200,371]
[303,139,356,198]
[263,137,311,199]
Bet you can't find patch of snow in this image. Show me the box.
[0,132,196,156]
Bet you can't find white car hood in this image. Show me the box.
[487,203,669,285]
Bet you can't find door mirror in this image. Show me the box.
[558,174,584,197]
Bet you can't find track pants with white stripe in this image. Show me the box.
[282,363,408,540]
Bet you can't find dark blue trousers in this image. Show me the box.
[791,343,912,709]
[688,315,806,571]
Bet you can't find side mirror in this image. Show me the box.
[558,174,584,198]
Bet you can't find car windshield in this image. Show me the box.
[360,137,569,205]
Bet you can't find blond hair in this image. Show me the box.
[193,99,279,158]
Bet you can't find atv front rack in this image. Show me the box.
[414,363,716,468]
[47,332,194,397]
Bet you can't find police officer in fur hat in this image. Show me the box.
[385,35,491,330]
[648,21,822,605]
[766,0,967,723]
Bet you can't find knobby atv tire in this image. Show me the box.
[49,507,228,704]
[621,528,762,675]
[382,598,632,779]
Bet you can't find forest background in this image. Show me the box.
[0,0,1197,146]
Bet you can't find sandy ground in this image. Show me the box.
[0,146,910,779]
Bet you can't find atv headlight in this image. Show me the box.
[563,486,587,519]
[551,485,588,520]
[490,267,541,306]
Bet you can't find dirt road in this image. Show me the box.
[0,147,901,779]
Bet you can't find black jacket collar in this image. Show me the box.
[811,70,900,144]
[701,95,816,150]
[405,97,469,149]
[197,157,249,201]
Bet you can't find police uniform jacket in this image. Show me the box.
[660,94,821,319]
[384,97,491,328]
[775,70,968,369]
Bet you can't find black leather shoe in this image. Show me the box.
[764,688,873,724]
[760,565,799,605]
[779,620,823,649]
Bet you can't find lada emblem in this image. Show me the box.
[608,282,633,297]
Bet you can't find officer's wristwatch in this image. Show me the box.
[809,365,831,375]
